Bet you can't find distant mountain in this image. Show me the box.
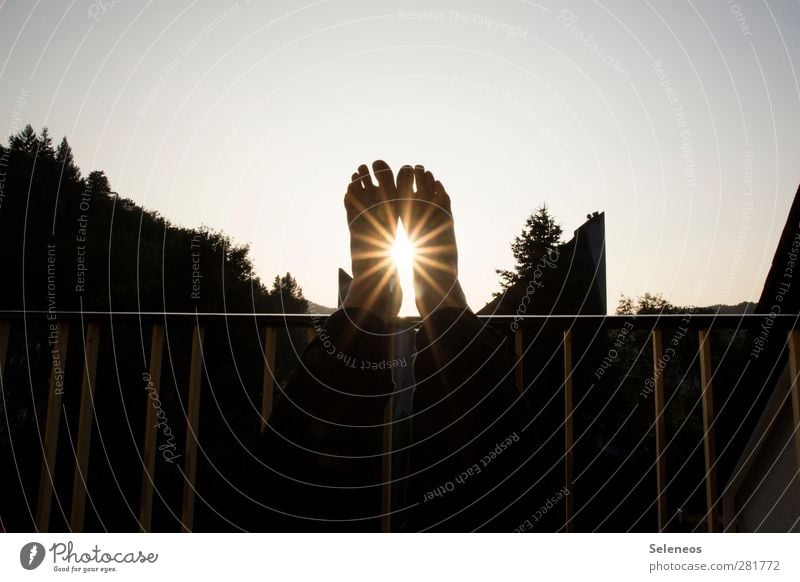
[695,301,757,314]
[307,300,336,314]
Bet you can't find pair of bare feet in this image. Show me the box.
[342,160,468,321]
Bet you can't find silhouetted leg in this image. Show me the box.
[405,308,535,532]
[257,308,393,531]
[252,161,404,531]
[393,164,536,531]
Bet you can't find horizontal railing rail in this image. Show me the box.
[2,309,799,327]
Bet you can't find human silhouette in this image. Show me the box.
[259,161,535,532]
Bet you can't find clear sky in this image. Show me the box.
[2,0,799,314]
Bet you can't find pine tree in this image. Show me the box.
[37,127,54,159]
[86,170,111,196]
[55,137,81,183]
[269,273,309,313]
[9,124,39,154]
[496,204,563,290]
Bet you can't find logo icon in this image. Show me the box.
[20,542,46,570]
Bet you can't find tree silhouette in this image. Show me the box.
[37,127,54,160]
[0,123,313,315]
[8,124,38,154]
[616,292,679,315]
[86,170,111,196]
[496,204,563,291]
[55,137,81,183]
[269,273,308,313]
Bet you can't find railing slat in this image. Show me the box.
[787,330,800,488]
[139,324,164,532]
[0,320,9,380]
[70,322,102,532]
[381,398,393,533]
[652,329,668,532]
[36,321,70,532]
[260,326,278,432]
[698,329,718,532]
[180,325,205,532]
[515,329,524,393]
[563,329,574,533]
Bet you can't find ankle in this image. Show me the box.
[416,280,468,318]
[342,274,398,322]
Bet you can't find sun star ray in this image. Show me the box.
[391,222,418,315]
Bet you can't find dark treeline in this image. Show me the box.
[0,124,307,314]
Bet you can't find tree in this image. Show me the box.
[37,127,54,160]
[269,273,308,313]
[8,124,39,154]
[496,204,563,290]
[86,170,111,196]
[55,137,81,183]
[615,292,678,315]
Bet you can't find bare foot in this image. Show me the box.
[397,164,468,318]
[341,160,402,321]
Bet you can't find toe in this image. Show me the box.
[397,165,414,199]
[372,160,396,200]
[345,172,364,215]
[424,171,436,201]
[414,165,427,199]
[357,164,374,190]
[435,180,451,211]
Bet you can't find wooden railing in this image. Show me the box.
[1,310,798,532]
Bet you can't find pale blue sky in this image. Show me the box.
[2,0,799,313]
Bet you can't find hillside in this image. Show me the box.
[0,125,307,314]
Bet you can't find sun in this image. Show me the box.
[391,222,418,315]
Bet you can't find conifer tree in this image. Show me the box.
[269,273,309,313]
[55,137,81,183]
[8,124,39,154]
[86,170,111,196]
[37,127,54,159]
[496,204,563,290]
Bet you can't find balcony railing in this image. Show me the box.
[1,310,798,532]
